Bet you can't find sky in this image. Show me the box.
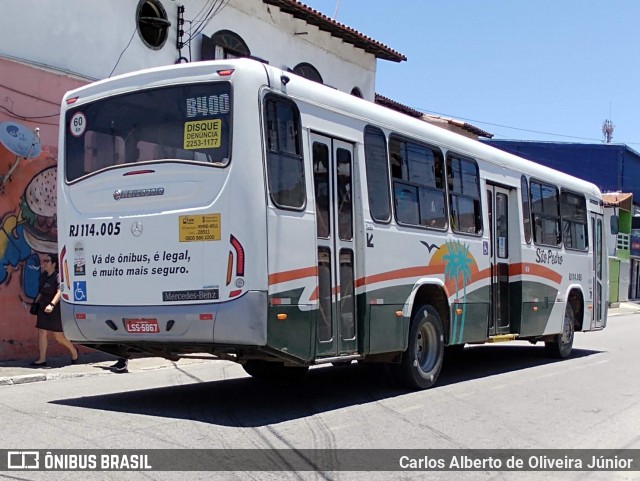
[300,0,640,146]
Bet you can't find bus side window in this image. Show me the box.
[389,135,446,229]
[264,96,305,210]
[561,190,588,251]
[521,175,532,244]
[313,142,331,238]
[363,125,391,223]
[530,180,561,246]
[336,148,353,241]
[447,155,482,235]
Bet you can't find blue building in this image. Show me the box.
[482,141,640,204]
[483,140,640,300]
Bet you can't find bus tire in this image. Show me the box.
[242,360,308,380]
[394,305,444,390]
[545,304,575,359]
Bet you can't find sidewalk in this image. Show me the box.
[608,300,640,317]
[0,351,207,386]
[2,302,639,386]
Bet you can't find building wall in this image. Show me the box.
[0,0,376,99]
[0,58,87,360]
[610,259,620,304]
[620,149,640,202]
[483,141,640,202]
[618,209,632,261]
[486,140,640,301]
[0,0,382,360]
[230,1,376,97]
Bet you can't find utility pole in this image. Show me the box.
[602,102,614,143]
[602,119,614,143]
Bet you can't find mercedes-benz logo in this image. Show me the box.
[131,221,143,237]
[113,190,122,200]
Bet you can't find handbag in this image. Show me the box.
[30,271,57,316]
[30,302,39,315]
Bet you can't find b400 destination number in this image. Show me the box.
[69,222,121,237]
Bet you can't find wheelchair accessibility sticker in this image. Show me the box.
[74,281,87,302]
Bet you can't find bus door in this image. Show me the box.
[591,213,606,328]
[310,133,357,358]
[487,184,512,335]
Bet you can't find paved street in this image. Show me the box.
[1,304,639,481]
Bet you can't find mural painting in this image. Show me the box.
[426,240,479,344]
[0,121,62,360]
[0,56,88,360]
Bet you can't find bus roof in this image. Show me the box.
[262,60,602,199]
[62,57,602,200]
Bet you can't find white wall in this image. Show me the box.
[221,1,376,98]
[0,0,377,98]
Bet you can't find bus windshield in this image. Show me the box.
[64,81,232,182]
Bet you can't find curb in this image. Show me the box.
[0,374,47,385]
[0,357,208,387]
[0,370,107,386]
[609,309,640,317]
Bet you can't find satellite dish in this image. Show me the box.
[0,121,42,158]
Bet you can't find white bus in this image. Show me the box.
[57,58,607,389]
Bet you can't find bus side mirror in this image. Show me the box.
[610,215,619,235]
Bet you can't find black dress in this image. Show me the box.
[35,271,63,333]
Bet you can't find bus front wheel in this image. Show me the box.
[393,305,444,390]
[545,304,575,359]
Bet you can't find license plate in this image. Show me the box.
[124,318,160,334]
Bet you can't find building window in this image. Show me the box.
[292,63,323,84]
[350,87,363,98]
[210,30,250,59]
[136,0,170,49]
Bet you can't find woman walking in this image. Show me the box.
[30,253,78,366]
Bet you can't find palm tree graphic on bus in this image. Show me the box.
[442,240,474,344]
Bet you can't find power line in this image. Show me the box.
[190,0,229,38]
[185,0,230,45]
[0,105,58,120]
[414,106,640,146]
[191,0,215,25]
[108,27,138,78]
[418,107,601,142]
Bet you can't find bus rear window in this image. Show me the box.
[64,82,232,181]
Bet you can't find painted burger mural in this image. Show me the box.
[19,166,57,254]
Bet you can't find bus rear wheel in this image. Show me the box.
[242,360,309,380]
[545,304,575,359]
[393,305,444,390]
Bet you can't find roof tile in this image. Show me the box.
[262,0,406,62]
